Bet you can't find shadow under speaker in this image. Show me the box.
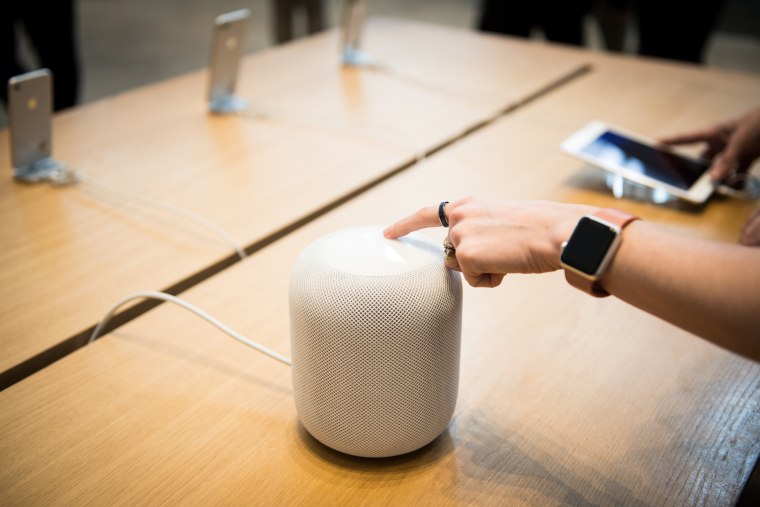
[289,226,463,457]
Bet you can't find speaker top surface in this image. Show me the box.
[312,226,441,277]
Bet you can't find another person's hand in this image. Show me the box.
[741,206,760,246]
[659,105,760,182]
[383,197,595,288]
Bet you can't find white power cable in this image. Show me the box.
[89,290,291,366]
[75,171,247,260]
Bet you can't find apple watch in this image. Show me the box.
[560,208,640,297]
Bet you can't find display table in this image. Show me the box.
[2,47,757,503]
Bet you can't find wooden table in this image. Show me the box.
[0,18,590,388]
[2,50,757,504]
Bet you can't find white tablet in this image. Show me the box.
[561,121,715,204]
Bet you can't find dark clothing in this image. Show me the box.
[637,0,727,64]
[1,1,80,111]
[478,0,595,46]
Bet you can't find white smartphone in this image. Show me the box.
[341,0,365,52]
[561,121,715,204]
[341,0,369,65]
[208,9,250,111]
[8,68,53,169]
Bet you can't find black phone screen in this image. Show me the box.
[580,130,708,190]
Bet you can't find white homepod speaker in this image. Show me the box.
[289,226,463,458]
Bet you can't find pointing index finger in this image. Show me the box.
[383,205,442,239]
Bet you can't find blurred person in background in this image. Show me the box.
[637,0,727,63]
[596,0,727,64]
[1,0,80,111]
[480,0,727,65]
[477,0,595,46]
[271,0,325,44]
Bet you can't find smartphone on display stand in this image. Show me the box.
[8,68,67,182]
[561,121,715,204]
[341,0,370,66]
[208,9,250,114]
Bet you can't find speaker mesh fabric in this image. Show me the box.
[290,240,462,458]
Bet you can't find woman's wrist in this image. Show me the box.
[547,204,599,271]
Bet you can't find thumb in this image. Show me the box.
[741,208,760,246]
[709,151,737,181]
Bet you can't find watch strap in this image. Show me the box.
[564,208,640,297]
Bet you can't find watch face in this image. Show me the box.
[560,217,618,276]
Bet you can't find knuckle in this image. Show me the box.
[449,207,466,225]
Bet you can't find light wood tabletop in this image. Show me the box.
[2,53,757,505]
[0,18,590,388]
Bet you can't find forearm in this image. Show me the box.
[598,221,760,361]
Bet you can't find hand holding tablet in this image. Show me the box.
[561,121,714,204]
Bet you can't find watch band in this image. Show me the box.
[564,208,640,298]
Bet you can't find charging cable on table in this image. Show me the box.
[89,290,291,366]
